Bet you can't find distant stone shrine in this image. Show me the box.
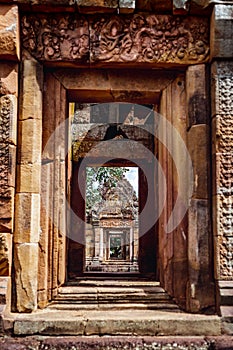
[85,177,139,272]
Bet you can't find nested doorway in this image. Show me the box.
[38,68,201,311]
[67,103,157,278]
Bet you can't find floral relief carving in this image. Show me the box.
[0,96,12,199]
[218,235,233,279]
[21,13,209,64]
[214,64,233,279]
[218,76,233,115]
[90,14,209,64]
[21,14,89,61]
[216,115,233,153]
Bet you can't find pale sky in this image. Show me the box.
[125,167,138,195]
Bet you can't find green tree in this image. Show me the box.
[86,167,129,211]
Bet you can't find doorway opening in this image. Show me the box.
[85,166,139,272]
[68,102,157,278]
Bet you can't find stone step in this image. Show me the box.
[67,280,161,287]
[59,285,164,293]
[2,335,232,349]
[220,289,233,306]
[52,281,177,312]
[69,272,149,280]
[13,310,221,336]
[220,306,233,335]
[53,297,172,304]
[48,302,180,311]
[220,306,233,321]
[218,281,233,306]
[54,292,171,300]
[58,288,168,296]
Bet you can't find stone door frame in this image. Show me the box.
[13,63,215,313]
[70,156,154,277]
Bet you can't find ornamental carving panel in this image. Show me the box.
[213,62,233,279]
[215,115,233,153]
[0,96,13,198]
[90,14,209,64]
[21,14,89,62]
[21,13,209,65]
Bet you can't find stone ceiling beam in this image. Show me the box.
[54,69,176,103]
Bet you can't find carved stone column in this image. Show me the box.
[211,3,233,331]
[13,58,43,312]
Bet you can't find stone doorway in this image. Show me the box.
[13,66,215,314]
[68,102,157,278]
[84,165,139,273]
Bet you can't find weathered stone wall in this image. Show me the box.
[0,3,19,327]
[0,0,232,321]
[210,3,233,323]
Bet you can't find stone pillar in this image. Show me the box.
[13,58,43,312]
[186,65,215,312]
[94,227,99,260]
[99,228,104,261]
[40,71,67,304]
[211,3,233,328]
[0,4,19,323]
[158,76,189,309]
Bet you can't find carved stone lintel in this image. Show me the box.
[100,219,132,227]
[21,13,209,65]
[21,14,89,62]
[91,14,209,64]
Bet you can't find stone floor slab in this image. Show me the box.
[11,309,221,336]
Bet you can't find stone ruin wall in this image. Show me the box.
[0,0,232,320]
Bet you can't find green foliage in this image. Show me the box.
[86,167,129,211]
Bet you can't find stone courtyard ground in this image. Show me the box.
[0,336,233,350]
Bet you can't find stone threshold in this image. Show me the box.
[3,309,222,336]
[1,335,233,350]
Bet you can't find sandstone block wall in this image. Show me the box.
[0,0,232,321]
[0,3,19,330]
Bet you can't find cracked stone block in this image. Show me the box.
[173,0,189,14]
[188,125,209,199]
[211,4,233,59]
[17,119,42,164]
[0,5,19,60]
[0,63,18,96]
[186,64,209,127]
[0,234,11,276]
[119,0,135,13]
[14,243,38,312]
[77,0,118,13]
[14,194,40,244]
